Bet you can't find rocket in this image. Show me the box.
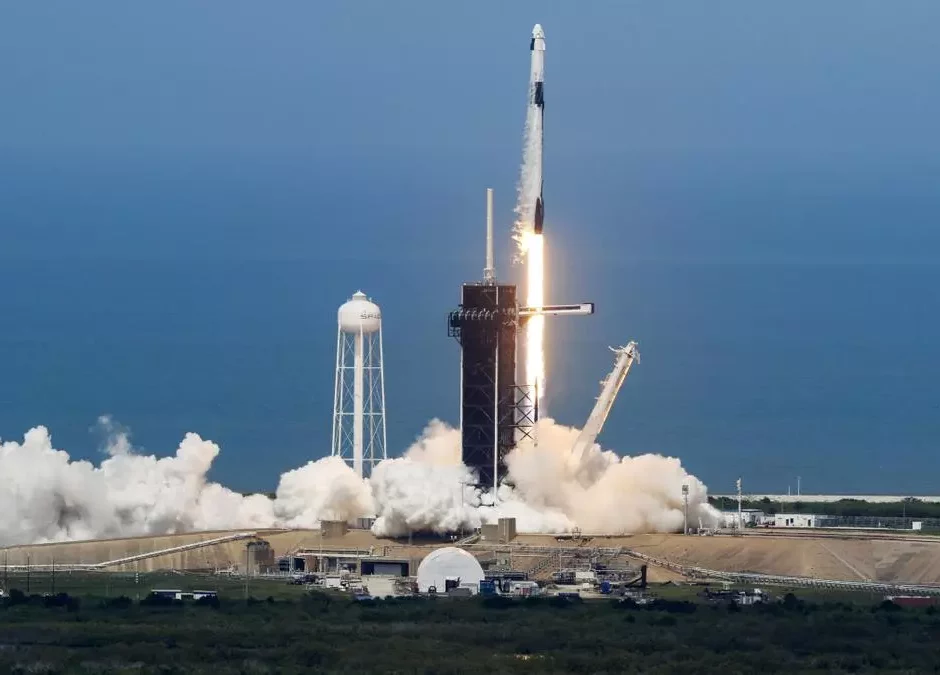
[529,24,545,234]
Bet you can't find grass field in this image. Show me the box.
[0,570,308,602]
[0,570,893,607]
[2,574,937,673]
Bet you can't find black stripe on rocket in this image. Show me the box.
[534,194,544,234]
[533,81,545,234]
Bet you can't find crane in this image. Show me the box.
[570,342,641,461]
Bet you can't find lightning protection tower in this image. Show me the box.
[331,291,387,478]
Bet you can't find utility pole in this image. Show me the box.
[736,477,743,532]
[456,481,466,537]
[682,484,689,535]
[797,476,801,496]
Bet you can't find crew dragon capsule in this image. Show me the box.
[529,23,546,234]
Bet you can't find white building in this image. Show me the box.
[773,513,835,528]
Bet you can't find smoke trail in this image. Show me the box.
[512,98,544,253]
[0,415,717,546]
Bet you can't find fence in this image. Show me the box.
[827,516,940,530]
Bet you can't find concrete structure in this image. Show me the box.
[245,540,274,576]
[320,520,349,539]
[479,518,519,543]
[7,528,940,587]
[332,291,387,478]
[498,517,517,543]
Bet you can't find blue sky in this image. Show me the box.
[2,2,939,493]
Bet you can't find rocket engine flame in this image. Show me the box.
[521,231,545,403]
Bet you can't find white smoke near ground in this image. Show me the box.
[371,417,718,537]
[0,416,718,547]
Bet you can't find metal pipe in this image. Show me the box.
[484,188,495,282]
[353,330,364,479]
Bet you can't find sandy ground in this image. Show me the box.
[609,532,940,584]
[4,528,939,584]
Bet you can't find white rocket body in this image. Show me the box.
[518,24,545,237]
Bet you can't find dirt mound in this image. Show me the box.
[619,533,940,584]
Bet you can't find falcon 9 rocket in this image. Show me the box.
[515,23,547,414]
[530,24,545,235]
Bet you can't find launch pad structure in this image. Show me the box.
[448,282,525,491]
[448,189,594,491]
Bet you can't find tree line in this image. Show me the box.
[709,496,940,519]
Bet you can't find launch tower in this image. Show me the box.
[448,190,530,491]
[449,189,593,491]
[448,282,522,491]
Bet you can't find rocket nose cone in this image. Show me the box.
[532,24,545,39]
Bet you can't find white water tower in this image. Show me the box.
[331,291,387,478]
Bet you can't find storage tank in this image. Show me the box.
[416,547,485,595]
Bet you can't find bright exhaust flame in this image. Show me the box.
[522,231,545,405]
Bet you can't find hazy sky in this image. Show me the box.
[2,2,939,493]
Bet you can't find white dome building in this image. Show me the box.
[416,547,485,594]
[331,291,387,479]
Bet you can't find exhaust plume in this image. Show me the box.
[0,417,718,547]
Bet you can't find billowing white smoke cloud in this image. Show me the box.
[370,421,481,536]
[0,416,718,547]
[371,417,718,537]
[0,417,371,546]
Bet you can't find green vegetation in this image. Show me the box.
[0,571,310,602]
[1,575,938,673]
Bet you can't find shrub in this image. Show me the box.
[481,595,514,610]
[101,596,133,610]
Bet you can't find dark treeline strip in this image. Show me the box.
[1,589,938,674]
